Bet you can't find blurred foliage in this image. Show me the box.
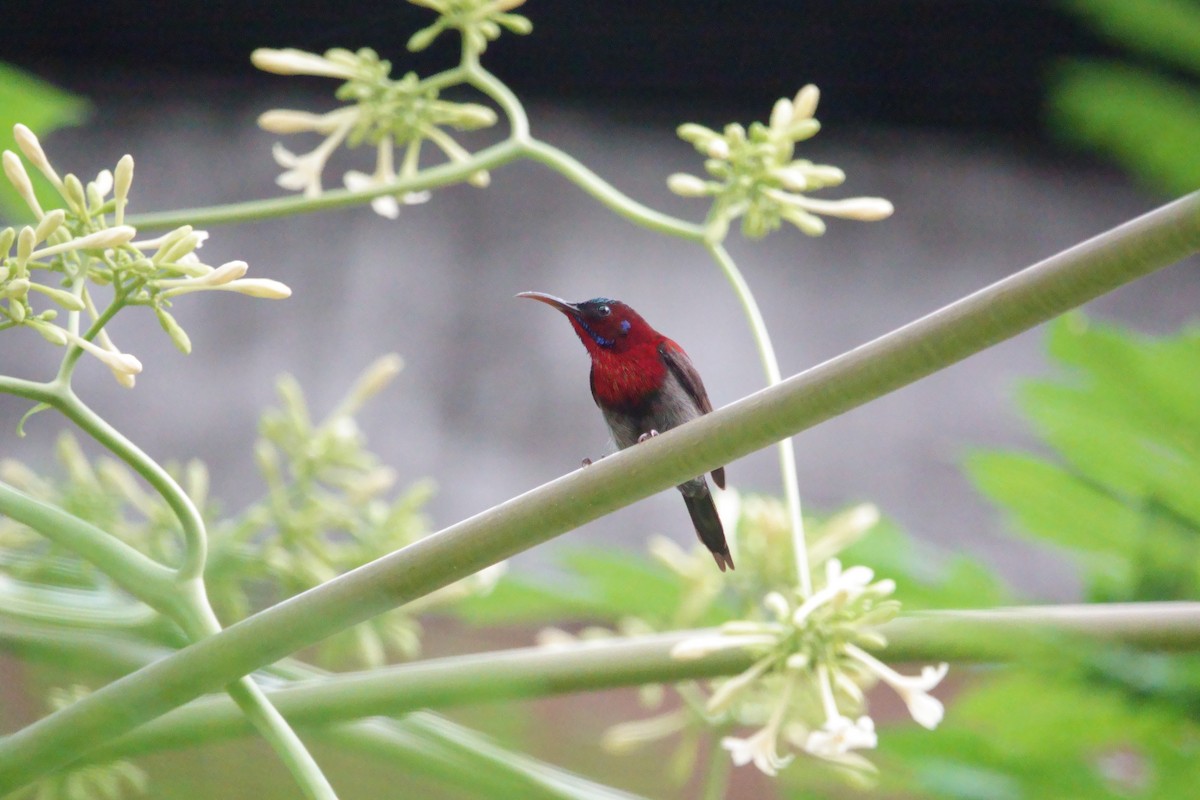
[0,357,496,668]
[839,314,1200,800]
[1048,0,1200,194]
[0,62,89,221]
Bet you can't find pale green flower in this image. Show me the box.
[668,85,893,241]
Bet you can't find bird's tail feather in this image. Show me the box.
[681,483,734,572]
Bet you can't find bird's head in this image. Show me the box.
[517,291,657,356]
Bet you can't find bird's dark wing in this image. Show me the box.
[659,340,726,489]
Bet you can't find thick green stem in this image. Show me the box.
[65,601,1200,761]
[0,191,1197,792]
[0,621,643,800]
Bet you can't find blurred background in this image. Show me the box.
[1,2,1200,796]
[4,0,1195,598]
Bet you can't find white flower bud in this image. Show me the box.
[774,165,810,192]
[5,277,30,299]
[91,169,113,199]
[13,124,63,188]
[204,260,249,286]
[770,97,794,131]
[33,226,137,259]
[2,150,44,217]
[257,109,329,134]
[350,354,404,403]
[17,226,34,264]
[33,209,66,243]
[705,138,730,160]
[251,48,357,80]
[667,172,710,197]
[220,278,292,299]
[28,283,86,311]
[114,155,134,205]
[792,84,820,120]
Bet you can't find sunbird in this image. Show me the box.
[518,291,733,571]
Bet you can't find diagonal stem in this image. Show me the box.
[0,189,1196,794]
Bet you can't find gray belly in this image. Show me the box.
[599,370,702,450]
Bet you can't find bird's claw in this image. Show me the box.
[637,429,660,444]
[581,457,593,467]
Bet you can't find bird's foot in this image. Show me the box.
[637,429,660,444]
[581,457,593,467]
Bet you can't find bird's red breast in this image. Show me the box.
[588,338,670,411]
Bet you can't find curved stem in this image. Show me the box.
[465,62,530,142]
[126,138,525,230]
[1,179,1196,798]
[706,242,811,596]
[53,389,207,581]
[518,138,707,240]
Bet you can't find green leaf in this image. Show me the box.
[1064,0,1200,75]
[1047,60,1200,195]
[966,451,1140,581]
[0,62,89,221]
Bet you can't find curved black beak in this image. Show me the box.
[516,291,582,318]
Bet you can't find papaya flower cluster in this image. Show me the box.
[672,557,948,779]
[406,0,532,55]
[667,85,894,241]
[1,125,289,386]
[586,497,946,784]
[217,355,507,667]
[253,44,499,219]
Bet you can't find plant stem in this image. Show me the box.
[68,601,1200,761]
[0,481,176,603]
[519,138,706,240]
[125,139,525,230]
[0,383,336,796]
[53,389,208,581]
[707,242,811,595]
[1,190,1197,792]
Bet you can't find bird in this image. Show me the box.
[517,291,734,571]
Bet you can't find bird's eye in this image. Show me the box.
[596,305,611,317]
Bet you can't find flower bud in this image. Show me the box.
[2,150,44,217]
[454,104,499,130]
[155,307,193,354]
[205,260,249,286]
[769,97,794,131]
[114,155,134,206]
[792,84,820,120]
[257,109,328,134]
[91,169,113,200]
[5,278,30,299]
[251,48,357,80]
[62,173,87,214]
[667,173,710,197]
[222,278,292,299]
[28,318,67,345]
[34,209,66,243]
[29,283,86,311]
[13,124,62,187]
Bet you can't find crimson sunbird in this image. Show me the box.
[517,291,734,571]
